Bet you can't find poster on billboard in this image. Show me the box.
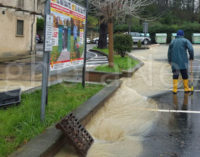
[50,0,86,71]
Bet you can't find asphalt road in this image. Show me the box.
[139,60,200,157]
[140,92,200,157]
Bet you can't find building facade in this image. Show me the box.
[0,0,42,59]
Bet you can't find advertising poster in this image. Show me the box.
[50,0,86,71]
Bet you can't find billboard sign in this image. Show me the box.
[50,0,86,71]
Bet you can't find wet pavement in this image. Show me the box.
[141,91,200,157]
[0,56,43,91]
[0,44,102,92]
[139,56,200,157]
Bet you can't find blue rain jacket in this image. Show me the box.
[168,36,194,70]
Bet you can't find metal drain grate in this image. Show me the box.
[56,113,94,157]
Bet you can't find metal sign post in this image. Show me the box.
[82,0,89,88]
[143,22,148,37]
[128,15,132,34]
[41,0,52,122]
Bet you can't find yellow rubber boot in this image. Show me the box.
[173,79,178,94]
[183,79,191,93]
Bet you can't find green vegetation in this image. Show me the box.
[88,15,99,31]
[149,22,200,43]
[93,47,138,73]
[114,22,200,43]
[112,1,200,43]
[0,83,104,157]
[114,34,133,57]
[93,47,109,55]
[137,40,142,48]
[37,18,44,31]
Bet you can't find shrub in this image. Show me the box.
[137,40,142,48]
[114,34,133,57]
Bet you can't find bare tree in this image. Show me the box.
[89,0,153,67]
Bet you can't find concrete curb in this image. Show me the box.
[74,80,122,122]
[125,53,144,72]
[10,80,122,157]
[86,53,144,82]
[132,47,150,50]
[147,90,172,98]
[89,49,108,57]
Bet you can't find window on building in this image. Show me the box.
[37,0,41,10]
[16,20,24,36]
[18,0,24,8]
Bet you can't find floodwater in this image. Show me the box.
[85,87,158,157]
[0,44,103,92]
[0,80,41,92]
[86,45,171,157]
[0,57,43,92]
[55,45,200,157]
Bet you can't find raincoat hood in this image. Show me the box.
[177,30,184,36]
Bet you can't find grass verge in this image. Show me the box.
[93,47,139,73]
[0,83,104,157]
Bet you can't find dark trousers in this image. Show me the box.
[172,69,188,80]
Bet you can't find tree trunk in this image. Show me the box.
[98,21,107,49]
[108,21,114,67]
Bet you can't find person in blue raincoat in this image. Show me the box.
[168,30,194,94]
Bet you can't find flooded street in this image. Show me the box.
[55,45,200,157]
[0,56,43,92]
[0,44,101,92]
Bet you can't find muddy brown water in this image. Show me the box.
[55,45,200,157]
[55,45,172,157]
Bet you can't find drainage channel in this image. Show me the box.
[55,82,159,157]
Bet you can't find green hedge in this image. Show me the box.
[114,22,200,43]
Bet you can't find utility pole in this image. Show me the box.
[128,15,132,35]
[41,0,51,122]
[82,0,89,88]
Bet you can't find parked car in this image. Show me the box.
[128,32,151,44]
[92,37,99,44]
[36,34,43,43]
[87,38,91,44]
[92,37,109,44]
